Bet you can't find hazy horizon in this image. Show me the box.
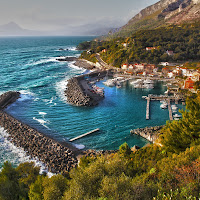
[0,0,159,35]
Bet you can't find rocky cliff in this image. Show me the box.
[113,0,200,37]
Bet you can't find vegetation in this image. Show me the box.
[1,92,200,199]
[79,22,200,67]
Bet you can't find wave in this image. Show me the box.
[0,127,53,177]
[55,47,77,51]
[68,61,87,71]
[24,57,60,69]
[18,90,36,102]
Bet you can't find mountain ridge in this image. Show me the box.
[110,0,200,38]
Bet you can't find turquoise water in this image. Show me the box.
[0,36,184,168]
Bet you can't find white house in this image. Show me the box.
[121,64,128,70]
[160,62,169,66]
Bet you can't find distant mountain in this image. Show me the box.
[111,0,200,37]
[0,22,43,36]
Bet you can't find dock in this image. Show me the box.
[146,97,150,120]
[167,99,173,120]
[143,94,185,121]
[69,128,100,142]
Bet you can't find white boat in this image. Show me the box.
[143,83,154,89]
[130,79,142,85]
[174,118,180,121]
[160,102,168,109]
[103,79,115,87]
[171,105,178,110]
[173,113,182,118]
[143,79,153,84]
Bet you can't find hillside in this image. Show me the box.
[79,22,200,67]
[110,0,200,38]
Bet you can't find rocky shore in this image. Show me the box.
[74,59,97,70]
[130,125,164,143]
[65,71,107,106]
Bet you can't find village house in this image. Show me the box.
[181,67,193,77]
[122,43,128,48]
[160,62,169,66]
[102,49,107,53]
[121,64,128,70]
[135,63,145,71]
[166,50,174,56]
[146,47,157,51]
[162,67,170,76]
[168,72,175,78]
[184,77,195,89]
[191,71,200,82]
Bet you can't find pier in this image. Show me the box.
[143,94,185,121]
[146,97,150,120]
[69,128,100,142]
[167,99,173,120]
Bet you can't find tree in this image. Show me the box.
[0,161,20,200]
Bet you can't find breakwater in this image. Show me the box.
[65,71,108,106]
[130,125,164,143]
[0,92,79,174]
[0,111,78,173]
[0,91,20,109]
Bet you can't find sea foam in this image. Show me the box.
[0,127,53,177]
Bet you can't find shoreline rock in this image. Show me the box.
[130,125,164,143]
[0,91,20,110]
[56,56,78,62]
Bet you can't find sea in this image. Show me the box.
[0,36,184,171]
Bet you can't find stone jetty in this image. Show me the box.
[0,111,78,173]
[130,125,164,143]
[65,71,107,106]
[0,91,20,109]
[0,91,80,174]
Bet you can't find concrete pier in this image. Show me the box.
[167,99,173,120]
[69,128,100,142]
[146,97,150,120]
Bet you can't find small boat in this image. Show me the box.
[143,79,153,84]
[143,83,154,89]
[171,105,178,110]
[160,102,168,109]
[103,79,115,87]
[173,113,182,118]
[174,118,180,121]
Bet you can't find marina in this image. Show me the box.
[143,94,185,121]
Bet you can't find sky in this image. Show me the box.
[0,0,159,33]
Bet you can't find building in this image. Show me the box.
[146,47,157,51]
[121,64,128,70]
[166,50,174,56]
[184,77,194,89]
[191,71,200,82]
[160,62,169,66]
[102,49,107,53]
